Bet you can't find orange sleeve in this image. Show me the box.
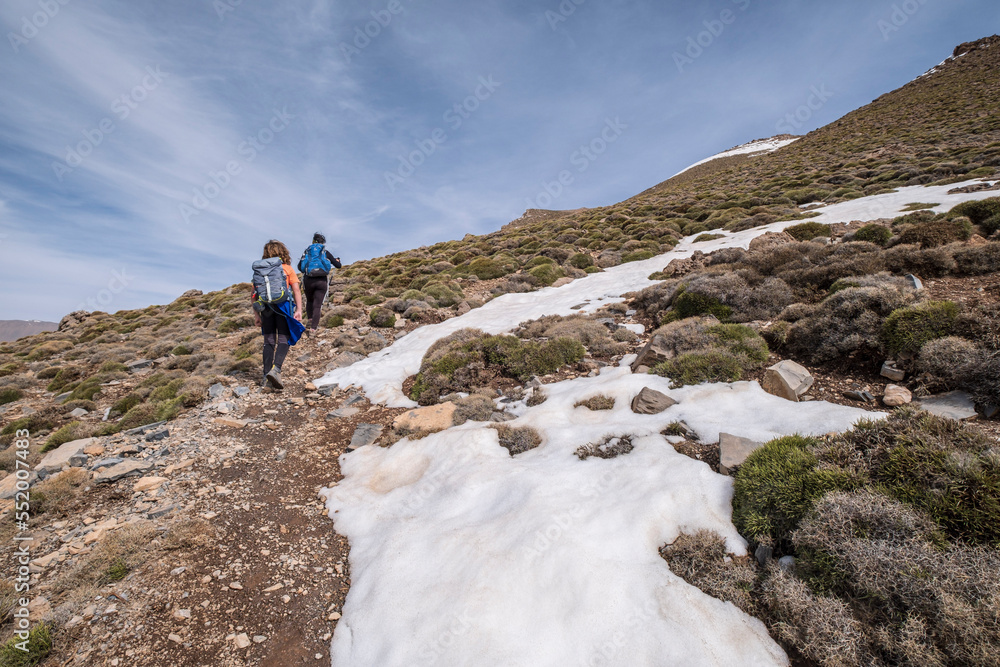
[282,264,300,287]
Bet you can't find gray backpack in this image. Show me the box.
[251,257,289,309]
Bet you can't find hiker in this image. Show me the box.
[252,240,305,389]
[297,232,342,332]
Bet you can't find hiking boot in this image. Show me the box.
[265,367,284,390]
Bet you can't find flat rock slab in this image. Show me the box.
[392,403,457,432]
[95,460,153,484]
[914,391,978,421]
[719,433,765,476]
[35,438,95,475]
[214,417,248,429]
[133,476,168,492]
[326,407,360,420]
[0,471,37,499]
[630,387,678,415]
[348,424,384,452]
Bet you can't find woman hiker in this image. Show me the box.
[297,232,342,332]
[253,240,305,390]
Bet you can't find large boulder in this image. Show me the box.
[630,387,677,415]
[761,360,813,402]
[35,438,94,475]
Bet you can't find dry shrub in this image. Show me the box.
[31,467,90,515]
[761,564,870,667]
[882,243,957,277]
[492,424,541,456]
[792,491,1000,666]
[162,518,214,551]
[785,284,914,363]
[525,387,547,406]
[952,241,1000,275]
[452,394,496,425]
[916,336,984,390]
[574,394,616,410]
[55,521,158,599]
[651,323,768,386]
[575,434,633,460]
[897,217,972,248]
[0,580,17,624]
[659,531,758,614]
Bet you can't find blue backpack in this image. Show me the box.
[299,243,332,277]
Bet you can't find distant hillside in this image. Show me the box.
[0,319,57,342]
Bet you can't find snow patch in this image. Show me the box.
[671,137,800,178]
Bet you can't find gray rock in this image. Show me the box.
[754,544,773,567]
[69,407,89,418]
[275,449,287,462]
[719,433,765,476]
[55,392,73,404]
[122,421,166,436]
[233,386,250,397]
[596,318,619,331]
[126,359,153,372]
[778,555,796,573]
[489,412,515,422]
[144,429,169,443]
[90,457,126,470]
[914,391,978,421]
[625,309,637,316]
[761,360,813,402]
[317,384,336,397]
[296,353,312,362]
[981,403,999,420]
[35,438,95,475]
[630,387,677,415]
[880,361,906,382]
[347,424,384,452]
[843,390,876,403]
[147,503,179,519]
[904,273,923,290]
[326,407,360,420]
[216,402,237,415]
[342,393,365,407]
[94,460,153,484]
[208,383,226,399]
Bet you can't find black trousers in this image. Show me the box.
[260,306,290,374]
[303,275,328,330]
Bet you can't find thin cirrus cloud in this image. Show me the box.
[0,0,993,320]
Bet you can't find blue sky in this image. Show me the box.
[0,0,995,321]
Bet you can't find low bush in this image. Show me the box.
[0,622,51,666]
[948,196,1000,226]
[853,223,892,246]
[784,222,830,242]
[575,434,634,460]
[492,424,542,456]
[409,329,585,405]
[0,388,21,405]
[567,253,594,269]
[323,314,345,328]
[217,315,254,333]
[574,395,616,410]
[651,323,768,386]
[693,233,725,243]
[451,394,496,425]
[368,307,396,328]
[27,340,73,361]
[881,300,958,356]
[42,422,91,452]
[897,217,972,247]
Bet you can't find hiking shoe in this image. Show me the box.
[265,367,284,390]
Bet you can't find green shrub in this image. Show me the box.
[468,257,507,280]
[784,222,830,241]
[42,422,88,452]
[982,213,1000,236]
[853,223,892,246]
[621,249,656,263]
[567,253,594,269]
[98,361,128,373]
[665,289,733,323]
[26,340,73,361]
[897,217,972,247]
[693,233,725,243]
[651,350,745,385]
[323,314,344,328]
[0,389,22,406]
[732,435,855,549]
[369,307,396,328]
[355,294,384,306]
[574,395,616,410]
[0,362,25,377]
[218,316,253,333]
[67,377,102,402]
[0,622,51,666]
[110,392,143,417]
[881,300,958,356]
[527,263,564,286]
[34,366,60,380]
[422,282,464,307]
[948,196,1000,226]
[170,344,193,356]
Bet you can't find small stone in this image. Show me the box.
[208,383,226,399]
[170,567,187,576]
[69,407,88,417]
[778,555,796,572]
[880,361,906,382]
[35,438,95,475]
[754,544,773,567]
[630,387,678,415]
[229,582,243,590]
[304,382,317,392]
[253,635,267,644]
[214,417,248,429]
[903,273,923,290]
[233,386,250,397]
[216,401,237,415]
[882,385,912,407]
[275,449,287,461]
[144,429,169,442]
[234,633,251,649]
[172,608,191,621]
[168,633,183,643]
[843,390,876,403]
[133,476,168,492]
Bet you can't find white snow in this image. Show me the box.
[671,137,800,178]
[322,370,881,666]
[316,177,993,666]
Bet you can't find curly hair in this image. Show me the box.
[262,240,291,265]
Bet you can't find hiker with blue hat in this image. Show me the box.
[297,232,342,332]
